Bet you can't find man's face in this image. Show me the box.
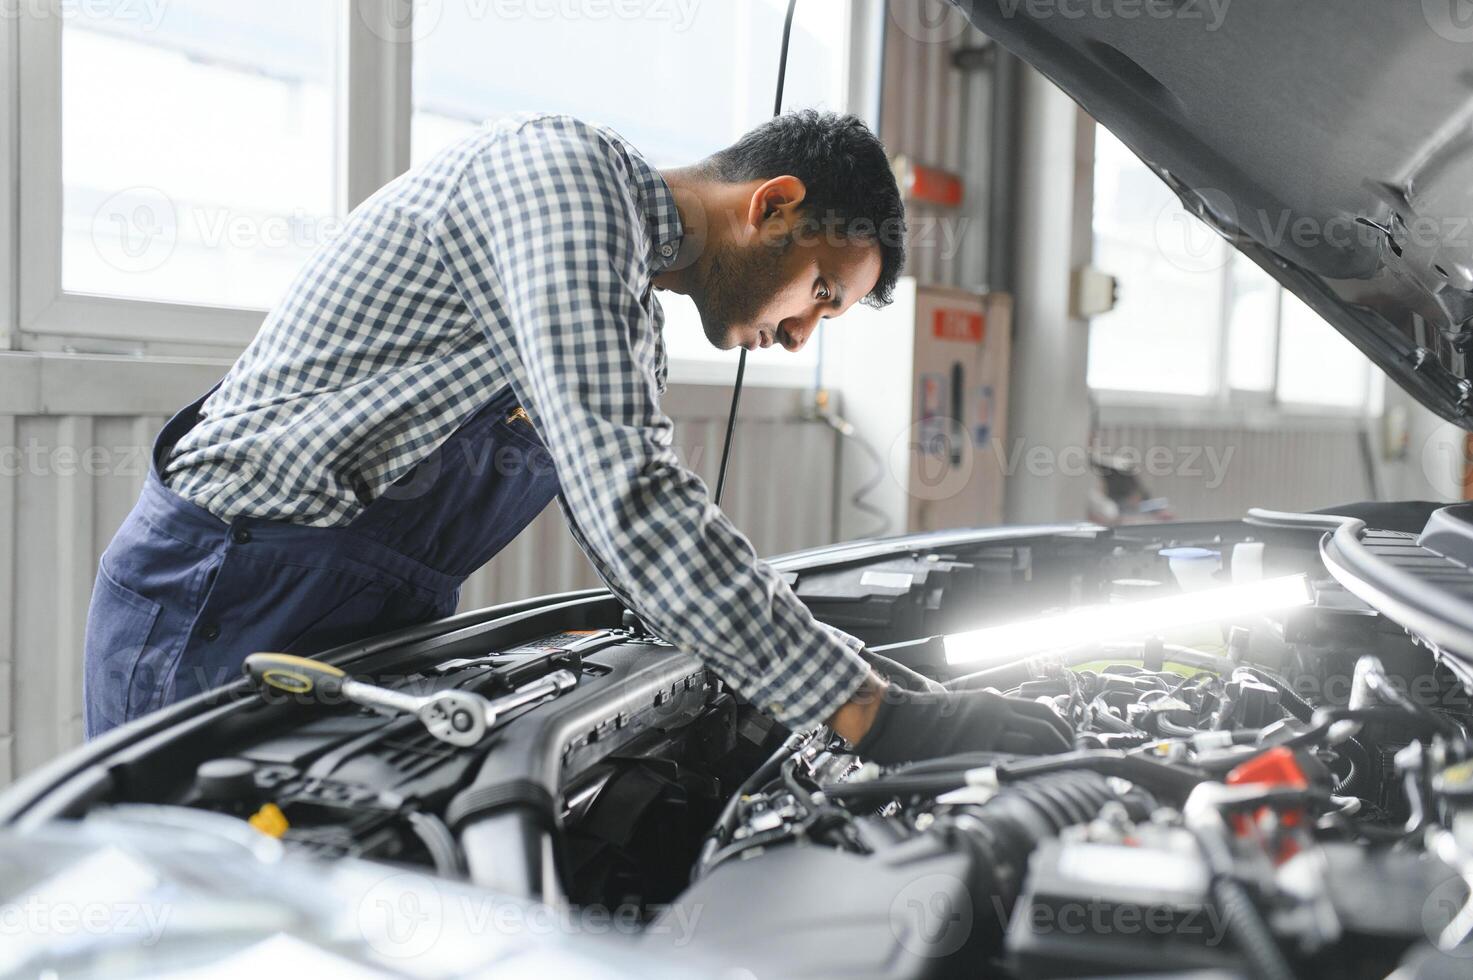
[691,222,883,353]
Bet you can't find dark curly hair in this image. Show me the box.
[702,110,906,307]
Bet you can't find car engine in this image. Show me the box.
[9,512,1473,978]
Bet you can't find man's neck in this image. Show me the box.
[653,167,743,296]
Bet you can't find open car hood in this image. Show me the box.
[958,0,1473,423]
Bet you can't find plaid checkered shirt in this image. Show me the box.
[163,113,871,726]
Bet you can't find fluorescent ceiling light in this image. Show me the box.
[943,573,1313,667]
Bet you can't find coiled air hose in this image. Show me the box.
[940,769,1159,945]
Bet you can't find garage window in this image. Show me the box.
[1088,125,1378,414]
[61,2,341,311]
[12,0,872,383]
[411,0,860,385]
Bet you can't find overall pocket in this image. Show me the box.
[165,549,446,702]
[82,563,163,738]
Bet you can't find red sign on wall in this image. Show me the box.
[932,308,985,343]
[907,164,965,208]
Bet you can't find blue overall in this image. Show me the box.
[82,385,562,738]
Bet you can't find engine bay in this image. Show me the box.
[11,512,1473,978]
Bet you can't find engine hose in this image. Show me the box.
[824,749,1208,805]
[1329,732,1371,796]
[994,750,1207,803]
[780,755,818,811]
[1002,773,1118,828]
[1241,666,1314,722]
[1245,666,1375,797]
[1212,875,1297,980]
[1186,787,1301,980]
[886,751,1014,777]
[1088,699,1141,734]
[821,771,977,804]
[1076,731,1153,750]
[1332,755,1357,795]
[407,810,464,878]
[1158,718,1202,739]
[696,824,798,877]
[709,730,809,847]
[824,763,1154,818]
[940,770,1158,944]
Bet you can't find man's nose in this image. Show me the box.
[779,312,821,352]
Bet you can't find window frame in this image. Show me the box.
[1087,123,1380,420]
[15,1,411,355]
[2,10,17,353]
[1087,256,1383,421]
[12,0,879,386]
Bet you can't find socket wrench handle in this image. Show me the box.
[341,678,428,717]
[243,653,347,699]
[243,653,430,716]
[483,669,579,728]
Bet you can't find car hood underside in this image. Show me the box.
[958,0,1473,424]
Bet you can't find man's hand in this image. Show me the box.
[825,648,952,742]
[827,671,889,744]
[830,676,1073,766]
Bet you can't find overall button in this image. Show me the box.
[231,527,252,545]
[200,624,221,641]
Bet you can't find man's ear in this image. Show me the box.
[745,175,806,244]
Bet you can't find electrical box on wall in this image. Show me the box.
[830,279,1012,538]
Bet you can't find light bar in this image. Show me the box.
[943,573,1313,667]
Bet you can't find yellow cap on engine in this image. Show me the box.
[248,802,289,838]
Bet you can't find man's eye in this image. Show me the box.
[817,285,831,300]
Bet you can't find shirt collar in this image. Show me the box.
[623,145,684,273]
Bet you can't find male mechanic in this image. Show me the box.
[83,110,1070,760]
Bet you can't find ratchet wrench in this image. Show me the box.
[243,653,577,747]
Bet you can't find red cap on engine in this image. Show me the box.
[1225,746,1311,858]
[1226,746,1309,789]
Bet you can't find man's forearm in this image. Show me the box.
[827,670,889,744]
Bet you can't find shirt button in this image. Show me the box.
[200,624,221,641]
[231,527,252,545]
[659,243,674,257]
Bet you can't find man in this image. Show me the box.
[83,110,1069,761]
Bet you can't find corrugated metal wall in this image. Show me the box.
[4,412,167,778]
[1092,421,1376,520]
[879,10,992,290]
[0,375,836,782]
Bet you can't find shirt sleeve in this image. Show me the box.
[428,118,871,728]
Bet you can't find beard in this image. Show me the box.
[691,233,791,349]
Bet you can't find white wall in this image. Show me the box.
[1003,66,1097,523]
[1376,385,1466,505]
